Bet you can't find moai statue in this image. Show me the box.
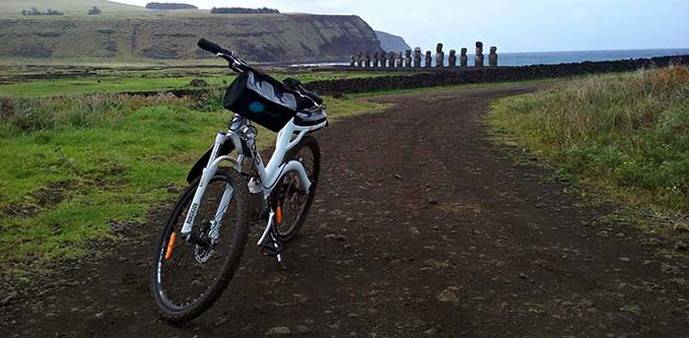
[350,54,356,67]
[424,51,432,68]
[380,51,387,68]
[435,43,445,68]
[364,50,372,68]
[373,51,380,67]
[448,49,457,68]
[489,46,498,67]
[475,41,484,67]
[356,52,363,67]
[460,48,468,67]
[413,47,422,68]
[404,50,412,68]
[388,51,396,68]
[396,51,404,68]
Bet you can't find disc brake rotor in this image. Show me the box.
[193,221,215,263]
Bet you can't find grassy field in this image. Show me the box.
[0,75,228,97]
[0,70,395,97]
[489,66,689,224]
[0,0,144,16]
[0,87,388,272]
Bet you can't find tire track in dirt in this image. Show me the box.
[2,84,688,337]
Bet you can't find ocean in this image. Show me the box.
[292,48,689,68]
[493,48,689,67]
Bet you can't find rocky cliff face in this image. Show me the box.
[0,14,381,62]
[375,31,411,52]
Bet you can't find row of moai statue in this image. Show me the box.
[351,41,498,68]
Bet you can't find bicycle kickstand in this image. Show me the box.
[271,231,288,271]
[259,225,288,270]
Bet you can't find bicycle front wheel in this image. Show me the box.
[151,169,250,323]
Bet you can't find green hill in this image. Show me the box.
[0,0,144,15]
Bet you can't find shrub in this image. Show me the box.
[21,7,64,16]
[0,93,187,136]
[145,2,198,10]
[210,7,280,14]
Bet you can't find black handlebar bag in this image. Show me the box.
[224,70,298,132]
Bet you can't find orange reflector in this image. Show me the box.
[165,232,177,261]
[275,207,283,225]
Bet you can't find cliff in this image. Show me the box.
[0,13,382,63]
[375,31,411,52]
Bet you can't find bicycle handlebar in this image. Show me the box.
[197,38,231,55]
[197,38,249,72]
[197,38,323,107]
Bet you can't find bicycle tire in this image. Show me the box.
[274,135,321,242]
[151,169,250,323]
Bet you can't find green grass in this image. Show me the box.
[0,90,386,269]
[0,75,230,97]
[0,0,144,16]
[0,71,394,98]
[489,66,689,221]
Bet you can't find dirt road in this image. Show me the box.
[3,84,688,337]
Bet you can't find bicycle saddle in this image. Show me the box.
[282,78,324,106]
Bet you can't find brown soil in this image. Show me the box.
[2,180,74,219]
[2,84,688,337]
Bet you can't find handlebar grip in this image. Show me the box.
[197,38,230,55]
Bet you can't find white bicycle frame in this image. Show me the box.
[180,114,327,246]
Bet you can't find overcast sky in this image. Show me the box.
[114,0,689,52]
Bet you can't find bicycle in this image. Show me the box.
[151,39,328,323]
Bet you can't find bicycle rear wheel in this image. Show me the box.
[273,135,321,242]
[151,169,250,323]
